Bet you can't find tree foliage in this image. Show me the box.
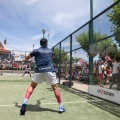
[53,48,69,65]
[76,31,116,57]
[108,0,120,43]
[72,57,80,63]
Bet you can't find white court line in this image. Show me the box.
[0,100,102,107]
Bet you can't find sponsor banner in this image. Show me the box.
[89,85,120,104]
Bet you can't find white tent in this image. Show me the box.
[73,58,86,67]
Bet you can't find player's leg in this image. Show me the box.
[20,73,44,115]
[29,72,31,77]
[22,72,25,77]
[109,74,115,89]
[51,84,65,112]
[45,72,66,112]
[116,73,120,90]
[24,81,38,101]
[20,81,38,115]
[51,84,62,104]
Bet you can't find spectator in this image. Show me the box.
[98,62,104,87]
[106,65,112,83]
[116,65,120,90]
[74,68,79,81]
[109,59,120,90]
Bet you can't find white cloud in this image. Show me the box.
[0,0,115,51]
[25,0,39,5]
[30,34,43,41]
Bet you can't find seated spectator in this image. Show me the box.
[65,73,70,80]
[73,68,79,81]
[82,67,89,84]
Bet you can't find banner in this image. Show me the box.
[89,85,120,104]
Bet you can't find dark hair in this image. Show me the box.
[40,38,48,47]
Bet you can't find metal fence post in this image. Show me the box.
[58,42,61,84]
[69,34,72,87]
[89,0,94,85]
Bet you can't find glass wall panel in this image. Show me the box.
[93,0,114,17]
[72,24,89,50]
[92,36,120,91]
[60,53,70,85]
[72,49,88,80]
[93,8,114,41]
[61,37,70,53]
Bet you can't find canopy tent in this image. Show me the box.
[73,58,86,67]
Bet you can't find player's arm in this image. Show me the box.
[23,55,32,63]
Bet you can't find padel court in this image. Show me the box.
[0,75,120,120]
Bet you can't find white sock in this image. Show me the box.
[23,98,28,104]
[59,103,62,107]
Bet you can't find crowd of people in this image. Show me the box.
[0,58,32,71]
[60,56,120,90]
[93,58,120,90]
[0,54,120,90]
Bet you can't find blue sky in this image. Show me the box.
[0,0,114,51]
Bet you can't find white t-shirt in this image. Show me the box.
[112,62,119,74]
[98,64,104,74]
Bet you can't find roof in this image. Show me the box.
[0,49,11,54]
[0,42,11,54]
[0,42,4,49]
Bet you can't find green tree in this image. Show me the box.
[108,0,120,43]
[107,0,120,60]
[76,31,116,57]
[53,48,69,66]
[114,51,120,60]
[72,57,80,63]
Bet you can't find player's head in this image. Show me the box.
[40,38,48,47]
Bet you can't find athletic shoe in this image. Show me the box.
[20,103,27,115]
[58,106,66,113]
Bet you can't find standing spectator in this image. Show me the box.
[106,65,112,83]
[116,65,120,90]
[98,62,104,87]
[102,62,107,85]
[105,54,112,67]
[109,59,119,90]
[93,64,98,84]
[74,67,79,81]
[83,67,89,84]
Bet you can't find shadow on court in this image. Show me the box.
[14,99,58,114]
[46,88,53,91]
[59,85,120,117]
[88,100,120,117]
[17,104,58,113]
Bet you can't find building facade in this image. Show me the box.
[0,42,11,60]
